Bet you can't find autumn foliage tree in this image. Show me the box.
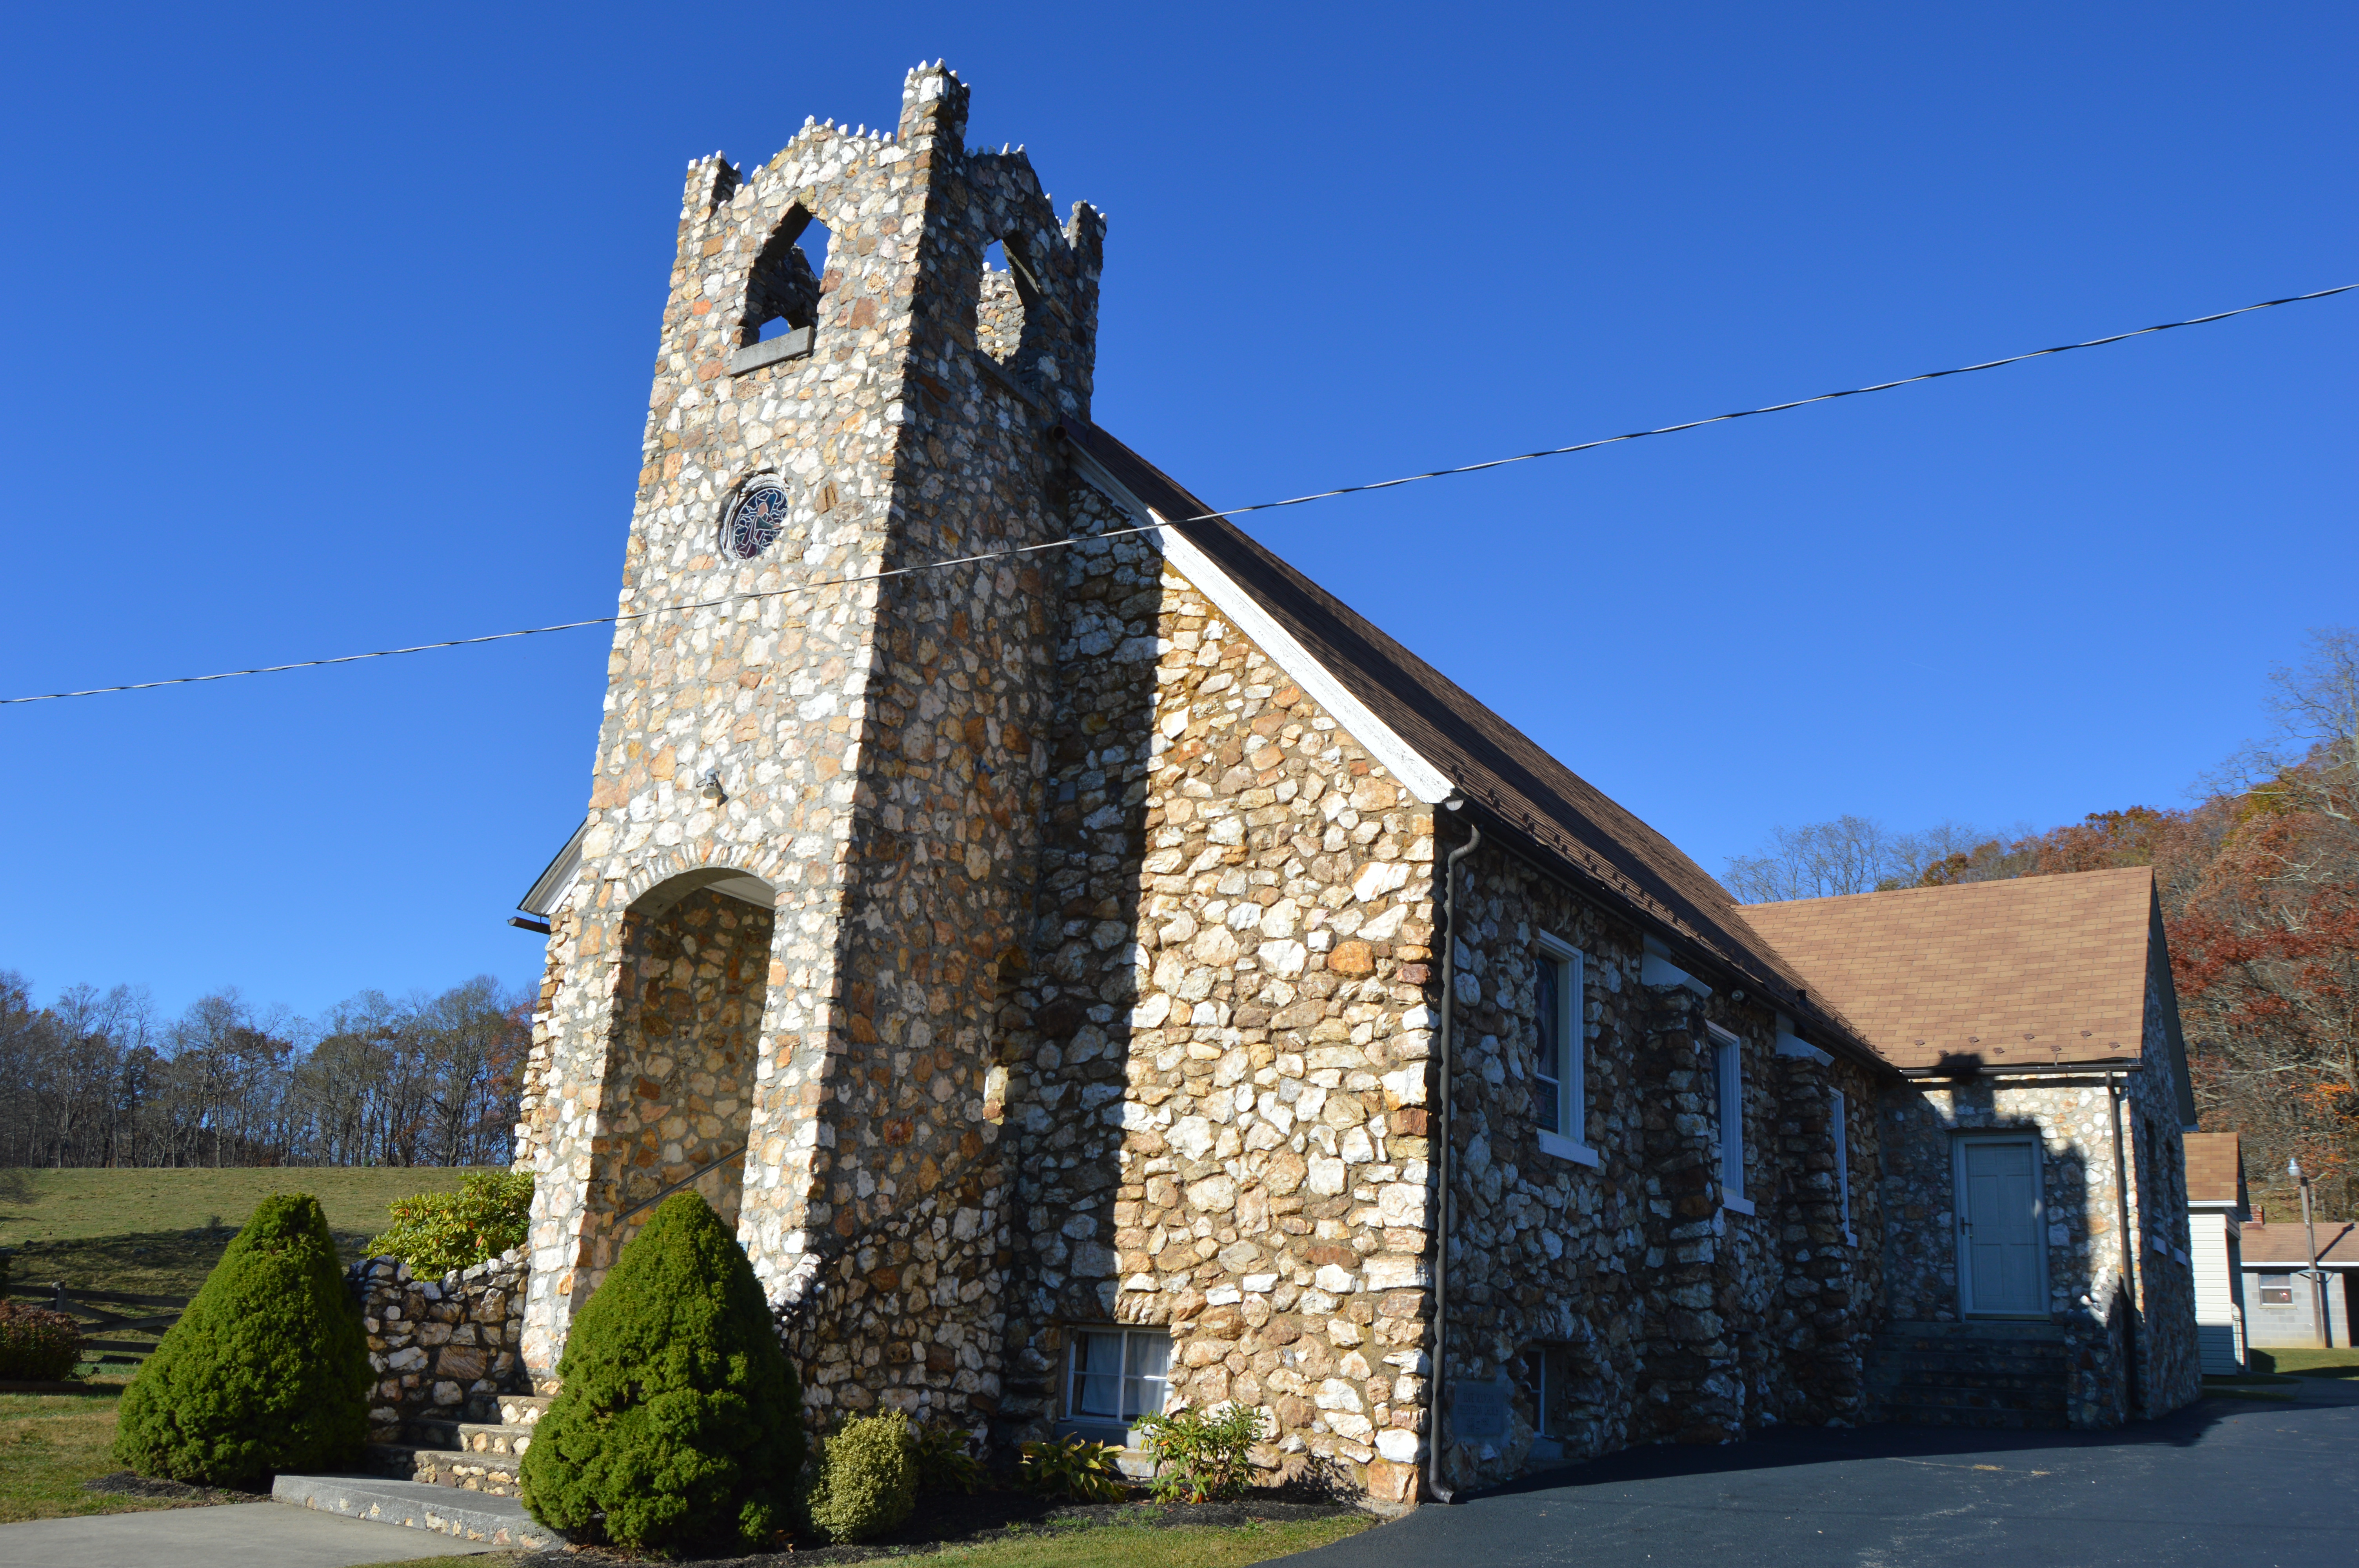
[1730,627,2359,1214]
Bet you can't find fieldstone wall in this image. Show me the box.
[989,488,1440,1507]
[1431,853,1883,1491]
[1770,1043,1883,1426]
[350,1249,529,1440]
[586,887,770,1267]
[1877,1057,2199,1423]
[516,60,1105,1395]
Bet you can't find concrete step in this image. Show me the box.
[366,1441,523,1494]
[272,1473,555,1548]
[1868,1367,2076,1386]
[409,1418,536,1457]
[1878,1400,2069,1431]
[1877,1319,2070,1345]
[496,1392,553,1426]
[1870,1352,2070,1378]
[1881,1381,2069,1411]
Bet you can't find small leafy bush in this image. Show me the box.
[113,1193,372,1487]
[1136,1404,1265,1502]
[518,1192,804,1553]
[374,1169,534,1277]
[910,1420,985,1494]
[0,1301,83,1381]
[803,1409,920,1543]
[1018,1434,1127,1502]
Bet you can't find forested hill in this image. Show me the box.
[0,976,525,1169]
[1726,629,2359,1218]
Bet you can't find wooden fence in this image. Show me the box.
[4,1283,188,1364]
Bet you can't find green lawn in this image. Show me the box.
[0,1167,487,1300]
[0,1385,175,1523]
[2246,1347,2359,1379]
[0,1379,1375,1563]
[343,1516,1373,1568]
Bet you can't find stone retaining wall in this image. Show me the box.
[350,1249,530,1438]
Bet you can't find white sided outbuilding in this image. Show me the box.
[2184,1132,2248,1373]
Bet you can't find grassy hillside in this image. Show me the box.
[0,1167,491,1299]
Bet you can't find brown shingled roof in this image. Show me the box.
[1061,420,1883,1074]
[2185,1132,2247,1208]
[1734,868,2158,1073]
[2241,1220,2359,1267]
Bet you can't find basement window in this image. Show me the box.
[1532,936,1596,1167]
[1060,1326,1170,1446]
[1709,1024,1751,1215]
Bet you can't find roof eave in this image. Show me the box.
[1451,797,1897,1082]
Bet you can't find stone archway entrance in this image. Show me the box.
[581,870,774,1290]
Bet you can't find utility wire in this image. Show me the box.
[6,283,2349,708]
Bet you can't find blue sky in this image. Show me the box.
[1,3,2351,1025]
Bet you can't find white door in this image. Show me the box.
[1959,1139,2045,1316]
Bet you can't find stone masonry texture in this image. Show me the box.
[509,62,2201,1507]
[1430,852,1883,1490]
[351,1248,529,1441]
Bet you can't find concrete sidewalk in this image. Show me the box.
[0,1500,502,1568]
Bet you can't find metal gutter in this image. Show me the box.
[1424,812,1481,1505]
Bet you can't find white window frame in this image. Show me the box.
[1831,1088,1856,1244]
[1708,1024,1751,1214]
[1533,934,1598,1168]
[1058,1325,1171,1446]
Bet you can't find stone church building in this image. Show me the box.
[503,63,2201,1507]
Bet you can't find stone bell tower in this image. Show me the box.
[514,63,1104,1425]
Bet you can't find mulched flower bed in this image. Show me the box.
[518,1490,1363,1566]
[84,1470,267,1507]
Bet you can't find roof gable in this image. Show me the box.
[2185,1132,2247,1208]
[1736,867,2159,1072]
[1062,420,1879,1069]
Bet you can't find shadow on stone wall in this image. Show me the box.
[579,883,770,1298]
[992,521,1162,1448]
[1875,1078,2161,1427]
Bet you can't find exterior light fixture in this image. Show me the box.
[700,769,727,805]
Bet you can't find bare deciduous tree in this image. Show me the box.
[0,976,528,1168]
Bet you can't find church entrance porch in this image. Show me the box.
[576,875,772,1305]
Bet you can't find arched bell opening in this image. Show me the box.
[582,867,776,1287]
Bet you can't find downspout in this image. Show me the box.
[1425,811,1480,1505]
[2108,1073,2141,1413]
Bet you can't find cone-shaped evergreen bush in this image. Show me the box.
[113,1192,371,1487]
[520,1192,805,1552]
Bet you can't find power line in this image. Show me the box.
[6,282,2349,708]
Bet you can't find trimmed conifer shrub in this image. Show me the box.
[519,1192,805,1552]
[113,1192,371,1487]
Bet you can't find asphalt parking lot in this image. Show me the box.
[1279,1380,2359,1568]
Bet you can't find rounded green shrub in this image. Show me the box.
[518,1192,805,1552]
[803,1409,918,1543]
[374,1169,534,1278]
[113,1192,371,1487]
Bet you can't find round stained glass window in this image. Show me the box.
[723,482,790,560]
